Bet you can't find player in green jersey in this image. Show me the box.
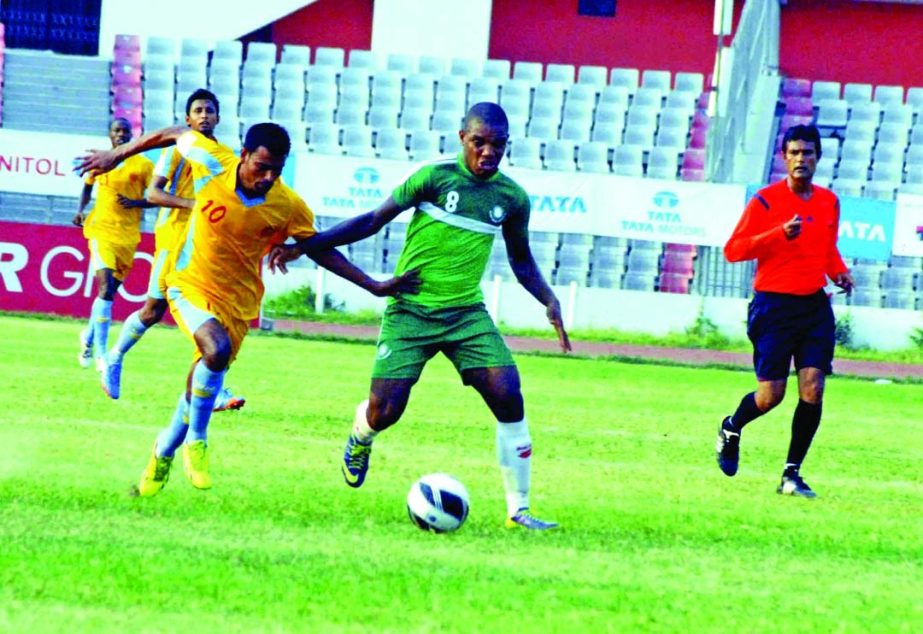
[271,102,570,530]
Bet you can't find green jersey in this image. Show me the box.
[391,155,531,308]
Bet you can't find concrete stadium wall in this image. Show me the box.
[262,267,923,352]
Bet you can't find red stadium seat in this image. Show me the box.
[113,106,143,129]
[112,63,142,87]
[661,253,695,276]
[681,148,705,170]
[680,167,705,181]
[658,273,691,294]
[112,85,143,108]
[781,77,811,98]
[114,33,140,53]
[688,127,707,149]
[783,96,813,116]
[113,48,141,68]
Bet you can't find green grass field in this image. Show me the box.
[1,314,920,633]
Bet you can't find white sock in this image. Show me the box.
[496,418,531,517]
[351,400,377,444]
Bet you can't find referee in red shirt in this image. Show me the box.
[716,124,854,498]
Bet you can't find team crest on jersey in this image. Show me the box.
[376,342,392,360]
[490,205,507,223]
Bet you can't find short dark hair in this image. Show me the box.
[186,88,219,115]
[464,102,509,132]
[110,117,131,130]
[243,122,291,157]
[782,124,822,158]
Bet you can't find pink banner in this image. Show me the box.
[0,220,158,321]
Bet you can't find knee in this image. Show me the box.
[799,385,824,405]
[198,336,231,371]
[367,394,401,427]
[755,389,785,412]
[139,301,166,325]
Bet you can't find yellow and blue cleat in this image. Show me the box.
[138,445,173,497]
[182,440,212,490]
[213,387,246,412]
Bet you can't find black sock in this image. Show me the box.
[728,392,764,432]
[786,399,822,467]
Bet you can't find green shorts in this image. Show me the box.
[371,301,516,380]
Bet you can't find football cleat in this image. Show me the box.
[716,416,740,477]
[341,434,372,488]
[505,508,559,530]
[182,440,212,490]
[78,330,93,368]
[138,445,173,497]
[777,472,817,499]
[101,356,122,400]
[213,387,246,412]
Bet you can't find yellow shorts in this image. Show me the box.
[88,238,136,281]
[167,285,249,365]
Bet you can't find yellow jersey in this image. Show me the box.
[152,146,194,252]
[166,130,317,320]
[83,153,154,246]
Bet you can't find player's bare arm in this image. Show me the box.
[73,182,93,226]
[833,271,854,294]
[117,193,158,209]
[307,248,421,297]
[146,175,195,210]
[74,125,189,177]
[269,197,408,274]
[505,228,572,353]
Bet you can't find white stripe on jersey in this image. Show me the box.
[418,201,501,235]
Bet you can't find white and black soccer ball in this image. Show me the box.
[406,473,470,533]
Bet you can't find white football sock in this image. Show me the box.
[496,418,531,517]
[351,399,377,444]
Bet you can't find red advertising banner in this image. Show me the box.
[0,220,158,321]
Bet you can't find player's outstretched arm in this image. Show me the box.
[74,125,188,177]
[308,248,421,297]
[505,230,572,353]
[269,196,408,274]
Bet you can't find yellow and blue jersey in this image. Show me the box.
[166,130,317,321]
[152,146,194,252]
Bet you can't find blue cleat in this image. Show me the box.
[341,433,372,488]
[777,471,817,499]
[505,508,559,530]
[716,416,740,477]
[213,387,246,412]
[101,355,122,400]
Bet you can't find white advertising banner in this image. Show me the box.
[893,192,923,257]
[293,154,747,245]
[0,128,107,197]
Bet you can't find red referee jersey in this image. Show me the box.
[724,179,848,295]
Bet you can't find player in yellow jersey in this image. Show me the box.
[75,121,420,497]
[101,89,244,411]
[73,118,155,371]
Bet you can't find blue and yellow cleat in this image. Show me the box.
[341,433,372,488]
[505,508,559,530]
[137,445,173,497]
[213,387,246,412]
[182,440,212,490]
[101,356,122,400]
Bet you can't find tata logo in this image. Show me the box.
[529,195,587,213]
[839,221,887,242]
[354,167,380,184]
[653,191,679,209]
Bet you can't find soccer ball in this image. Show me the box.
[406,473,470,533]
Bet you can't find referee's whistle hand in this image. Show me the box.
[783,214,802,240]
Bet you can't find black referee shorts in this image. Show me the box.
[746,290,836,381]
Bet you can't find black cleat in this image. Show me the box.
[716,416,740,476]
[777,472,817,498]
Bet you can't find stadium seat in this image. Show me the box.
[375,127,409,160]
[348,49,379,70]
[509,138,543,169]
[613,144,644,176]
[577,65,608,89]
[315,47,345,68]
[400,107,431,131]
[450,58,481,78]
[781,77,811,98]
[146,36,176,59]
[212,40,243,65]
[482,58,511,81]
[367,105,400,129]
[577,141,610,173]
[544,139,576,171]
[527,116,559,141]
[342,125,375,157]
[512,61,543,86]
[646,147,679,180]
[674,72,704,95]
[815,99,848,133]
[640,69,671,93]
[873,84,904,106]
[335,104,367,127]
[386,53,415,75]
[408,129,442,160]
[281,44,311,67]
[545,63,575,85]
[811,80,841,105]
[418,55,447,76]
[467,77,501,108]
[843,82,873,105]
